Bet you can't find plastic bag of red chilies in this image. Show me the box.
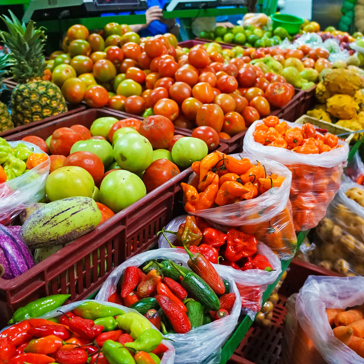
[186,152,297,259]
[158,215,281,318]
[244,120,349,231]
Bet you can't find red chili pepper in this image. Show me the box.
[202,228,226,249]
[15,342,28,355]
[117,333,134,346]
[61,337,87,351]
[1,321,32,346]
[137,267,146,281]
[29,318,66,328]
[55,349,88,364]
[221,260,240,270]
[121,266,141,298]
[28,325,71,340]
[59,312,76,326]
[68,316,98,341]
[156,295,191,334]
[83,345,99,354]
[157,282,187,312]
[219,293,236,313]
[151,343,169,356]
[9,354,55,364]
[123,291,140,307]
[107,292,123,305]
[134,351,156,364]
[93,325,104,337]
[225,229,257,262]
[24,335,63,354]
[95,330,122,347]
[195,217,211,232]
[90,352,109,364]
[162,277,187,301]
[216,309,229,320]
[144,309,161,330]
[0,337,16,364]
[242,254,273,271]
[137,269,162,298]
[197,243,219,264]
[183,244,225,295]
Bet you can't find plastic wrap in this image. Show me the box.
[241,13,269,29]
[295,276,364,364]
[244,120,349,230]
[315,181,364,276]
[158,215,281,316]
[293,33,323,48]
[96,249,240,364]
[0,141,50,222]
[346,151,364,183]
[185,152,296,258]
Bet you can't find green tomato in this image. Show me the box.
[113,73,126,93]
[223,33,234,43]
[142,108,154,118]
[46,166,94,201]
[113,133,153,173]
[100,170,146,213]
[117,79,142,97]
[153,149,173,162]
[171,137,208,168]
[92,186,100,202]
[107,161,120,171]
[90,117,118,139]
[234,33,246,45]
[253,28,264,38]
[45,135,52,149]
[112,127,139,146]
[232,26,244,35]
[71,139,113,167]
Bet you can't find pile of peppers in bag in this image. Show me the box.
[108,250,236,335]
[162,215,273,271]
[1,295,168,364]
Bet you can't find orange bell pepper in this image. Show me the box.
[26,153,48,169]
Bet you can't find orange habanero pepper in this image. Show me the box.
[26,153,48,170]
[215,181,249,206]
[198,171,216,192]
[285,128,303,149]
[324,133,339,148]
[263,115,279,128]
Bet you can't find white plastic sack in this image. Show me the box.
[296,275,364,364]
[96,249,241,364]
[346,151,364,183]
[0,141,50,222]
[158,215,281,316]
[42,300,175,364]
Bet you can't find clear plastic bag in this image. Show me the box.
[158,215,282,317]
[295,275,364,364]
[185,152,297,258]
[96,249,241,364]
[293,33,323,48]
[244,120,349,230]
[0,141,50,222]
[346,151,364,183]
[241,13,269,29]
[315,181,364,276]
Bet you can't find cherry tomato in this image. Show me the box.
[192,126,220,152]
[138,52,152,69]
[222,111,246,136]
[250,96,270,117]
[169,82,192,104]
[106,46,124,66]
[121,42,141,61]
[125,95,146,115]
[192,82,215,103]
[153,98,179,121]
[107,95,126,111]
[214,93,236,114]
[242,106,260,127]
[126,67,145,84]
[148,87,169,107]
[158,59,178,78]
[154,77,174,91]
[196,104,224,133]
[182,97,203,121]
[84,85,109,107]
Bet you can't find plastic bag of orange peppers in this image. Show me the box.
[244,117,350,231]
[346,151,364,186]
[180,150,297,259]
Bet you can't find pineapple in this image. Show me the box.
[0,54,14,133]
[0,11,67,127]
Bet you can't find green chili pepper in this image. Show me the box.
[156,260,190,281]
[116,312,151,339]
[9,294,71,324]
[142,261,162,274]
[94,316,118,332]
[149,353,161,364]
[3,155,26,179]
[73,301,124,320]
[0,139,13,164]
[124,328,164,352]
[102,340,136,364]
[13,143,32,161]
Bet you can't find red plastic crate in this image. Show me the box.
[227,259,342,364]
[193,38,238,48]
[0,108,227,327]
[178,39,233,49]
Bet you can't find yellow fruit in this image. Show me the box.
[327,94,359,119]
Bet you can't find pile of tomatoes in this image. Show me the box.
[48,23,295,139]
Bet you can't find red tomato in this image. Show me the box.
[148,87,169,107]
[251,50,265,59]
[139,115,175,149]
[315,48,330,59]
[265,82,293,108]
[253,66,265,78]
[154,77,174,91]
[229,93,248,113]
[50,127,83,156]
[237,68,256,88]
[222,111,246,136]
[21,136,49,153]
[241,56,251,63]
[219,132,231,140]
[125,95,146,115]
[315,58,332,73]
[210,62,223,73]
[200,66,215,74]
[221,63,238,77]
[50,155,66,172]
[143,159,180,192]
[158,59,178,78]
[169,82,192,104]
[125,67,145,84]
[122,42,141,61]
[64,151,104,185]
[244,87,264,102]
[108,118,141,141]
[216,71,227,80]
[84,86,109,107]
[242,106,260,127]
[145,38,164,58]
[264,72,275,82]
[273,54,285,64]
[253,77,269,92]
[307,49,319,61]
[188,47,210,68]
[107,95,126,111]
[91,136,107,141]
[286,49,304,60]
[173,114,195,129]
[106,46,124,66]
[196,104,224,133]
[175,67,199,87]
[70,124,92,140]
[168,134,184,151]
[181,97,203,121]
[214,93,236,114]
[96,202,115,226]
[198,72,217,87]
[120,58,138,73]
[230,58,245,70]
[298,45,311,55]
[145,72,161,89]
[209,53,224,63]
[153,98,179,121]
[286,83,295,98]
[212,87,221,98]
[138,52,152,69]
[250,96,270,117]
[192,82,215,103]
[303,58,315,68]
[192,126,220,152]
[216,75,238,93]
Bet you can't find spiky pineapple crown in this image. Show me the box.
[0,54,11,84]
[0,11,47,84]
